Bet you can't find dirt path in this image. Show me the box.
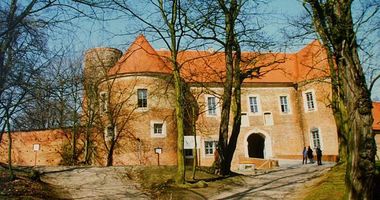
[205,163,334,200]
[37,162,333,200]
[39,166,149,199]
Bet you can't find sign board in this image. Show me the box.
[154,147,162,154]
[184,136,201,149]
[33,144,40,151]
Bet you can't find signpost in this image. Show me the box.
[33,144,40,166]
[154,147,162,166]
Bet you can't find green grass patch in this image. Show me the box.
[302,161,380,200]
[303,164,346,200]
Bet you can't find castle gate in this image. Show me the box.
[247,133,265,158]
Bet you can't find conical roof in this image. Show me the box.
[109,35,171,75]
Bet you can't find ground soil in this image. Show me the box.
[0,167,59,199]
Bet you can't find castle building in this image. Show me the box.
[81,35,343,168]
[1,35,379,168]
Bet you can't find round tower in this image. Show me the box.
[84,47,123,84]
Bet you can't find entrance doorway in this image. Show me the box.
[247,133,265,158]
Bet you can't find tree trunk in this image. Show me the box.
[305,1,377,198]
[84,129,91,164]
[173,64,185,184]
[71,126,77,165]
[342,46,375,200]
[6,114,15,180]
[216,0,242,176]
[218,6,236,176]
[218,52,233,176]
[226,77,243,173]
[192,106,198,180]
[106,141,115,166]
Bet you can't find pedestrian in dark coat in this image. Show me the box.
[307,146,314,163]
[316,147,322,165]
[302,147,308,164]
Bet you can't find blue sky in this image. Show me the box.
[65,0,379,100]
[69,0,304,50]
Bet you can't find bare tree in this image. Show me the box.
[304,0,377,199]
[79,0,193,183]
[185,0,275,175]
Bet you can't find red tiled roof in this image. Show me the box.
[373,102,380,131]
[109,35,171,75]
[111,35,329,84]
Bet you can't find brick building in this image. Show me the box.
[1,35,379,169]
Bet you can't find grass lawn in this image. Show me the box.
[302,161,380,200]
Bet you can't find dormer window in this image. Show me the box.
[137,89,147,108]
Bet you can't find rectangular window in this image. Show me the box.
[207,96,217,116]
[150,121,166,137]
[137,89,147,108]
[249,96,259,113]
[153,123,163,135]
[264,112,273,126]
[311,128,321,148]
[306,92,315,111]
[280,96,289,113]
[99,92,108,112]
[204,140,218,156]
[241,113,249,127]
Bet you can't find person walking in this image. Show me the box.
[316,147,322,165]
[302,147,308,164]
[307,146,314,163]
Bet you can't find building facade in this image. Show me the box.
[1,35,379,169]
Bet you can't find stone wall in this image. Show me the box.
[0,129,66,166]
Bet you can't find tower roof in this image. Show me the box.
[109,35,171,75]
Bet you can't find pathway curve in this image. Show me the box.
[208,163,333,199]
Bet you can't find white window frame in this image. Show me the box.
[241,112,249,127]
[263,112,274,126]
[137,88,148,109]
[303,89,318,112]
[279,95,291,114]
[205,95,219,117]
[203,139,218,157]
[310,127,323,149]
[150,121,167,138]
[99,91,109,113]
[247,95,262,116]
